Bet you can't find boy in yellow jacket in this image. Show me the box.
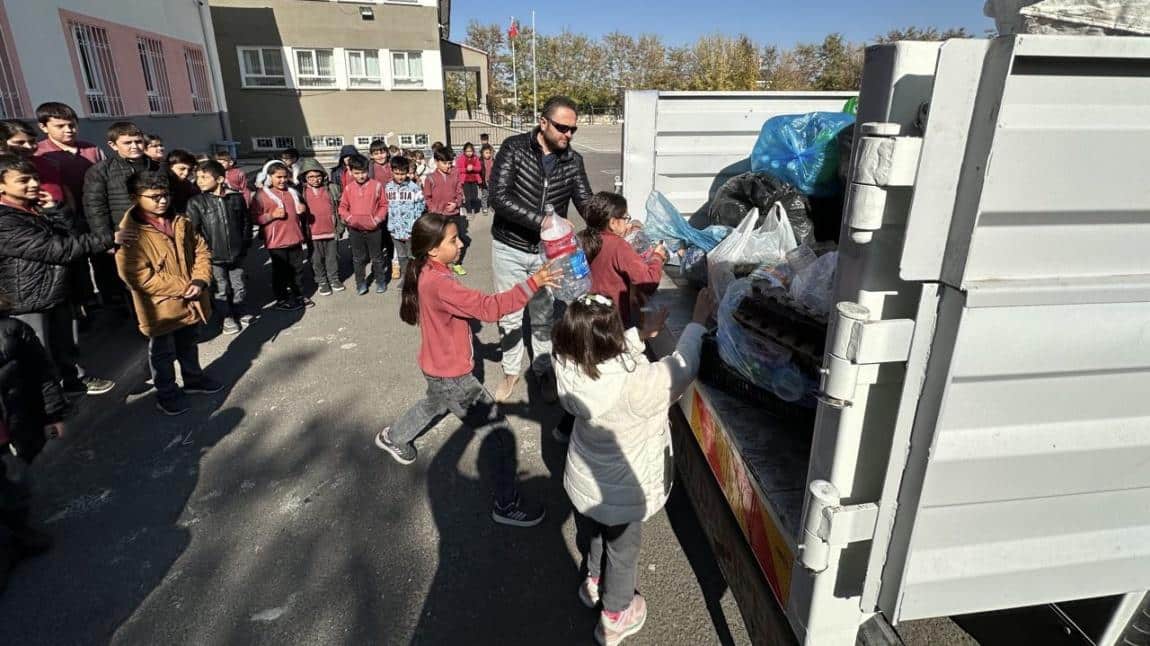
[115,171,222,416]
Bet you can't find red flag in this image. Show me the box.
[508,18,519,39]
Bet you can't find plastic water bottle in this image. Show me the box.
[624,228,654,260]
[539,205,591,302]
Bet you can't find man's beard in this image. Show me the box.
[543,130,569,151]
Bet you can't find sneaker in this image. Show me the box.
[331,283,347,292]
[376,282,388,294]
[539,371,559,404]
[302,297,316,308]
[596,594,648,646]
[183,377,224,395]
[274,299,304,311]
[491,496,545,528]
[451,264,468,276]
[64,376,116,396]
[579,576,601,608]
[356,284,369,296]
[222,318,240,335]
[493,374,521,403]
[156,396,191,416]
[374,426,417,465]
[318,285,333,296]
[239,312,256,324]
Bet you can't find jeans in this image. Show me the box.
[390,373,517,506]
[348,228,386,287]
[492,239,555,376]
[268,245,305,301]
[149,325,203,403]
[578,514,642,612]
[463,182,482,214]
[15,304,81,385]
[210,261,247,317]
[393,238,411,279]
[479,186,490,211]
[311,238,340,287]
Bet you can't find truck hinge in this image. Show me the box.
[846,122,921,244]
[816,303,915,409]
[799,480,880,574]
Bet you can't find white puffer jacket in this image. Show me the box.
[557,322,707,526]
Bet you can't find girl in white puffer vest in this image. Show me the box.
[552,288,714,646]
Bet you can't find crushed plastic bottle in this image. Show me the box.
[540,205,592,302]
[624,227,654,259]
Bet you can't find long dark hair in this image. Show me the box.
[577,191,628,263]
[400,212,454,326]
[552,295,628,380]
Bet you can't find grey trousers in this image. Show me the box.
[211,262,247,317]
[15,304,81,385]
[390,373,517,506]
[580,514,642,612]
[311,238,340,287]
[491,239,555,377]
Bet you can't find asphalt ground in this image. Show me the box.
[0,125,753,645]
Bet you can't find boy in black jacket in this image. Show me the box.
[0,304,66,591]
[188,160,252,334]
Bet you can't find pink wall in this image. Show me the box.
[0,0,31,117]
[58,9,212,118]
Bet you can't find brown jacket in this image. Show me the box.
[115,208,212,338]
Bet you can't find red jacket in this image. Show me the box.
[338,178,387,231]
[369,161,393,186]
[303,185,338,240]
[589,231,664,324]
[417,260,538,378]
[481,158,494,187]
[423,169,463,216]
[250,188,306,249]
[456,153,482,184]
[224,167,251,204]
[33,138,104,202]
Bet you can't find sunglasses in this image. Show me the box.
[545,117,578,135]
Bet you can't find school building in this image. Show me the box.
[210,0,490,157]
[0,0,229,151]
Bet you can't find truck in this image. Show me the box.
[625,34,1150,645]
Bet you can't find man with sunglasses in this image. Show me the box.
[489,95,594,404]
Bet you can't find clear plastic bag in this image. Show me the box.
[751,112,856,197]
[707,203,798,300]
[716,278,813,401]
[789,250,838,315]
[643,190,728,257]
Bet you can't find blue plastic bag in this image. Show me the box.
[643,191,730,256]
[751,112,855,197]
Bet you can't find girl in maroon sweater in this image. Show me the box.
[374,213,558,527]
[578,192,669,326]
[455,142,483,216]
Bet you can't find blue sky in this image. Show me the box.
[450,0,994,46]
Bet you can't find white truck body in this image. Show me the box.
[625,35,1150,645]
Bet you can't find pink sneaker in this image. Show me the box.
[578,576,600,608]
[595,594,647,646]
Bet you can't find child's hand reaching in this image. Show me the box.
[639,305,670,339]
[532,260,562,289]
[692,287,716,324]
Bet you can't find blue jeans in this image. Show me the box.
[390,373,518,506]
[149,325,203,402]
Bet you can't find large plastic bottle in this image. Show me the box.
[539,205,591,302]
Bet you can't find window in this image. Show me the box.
[346,49,382,88]
[397,134,429,148]
[137,37,173,114]
[0,18,25,117]
[354,134,387,148]
[252,136,295,151]
[294,48,335,87]
[304,135,344,151]
[184,47,214,113]
[238,47,286,87]
[69,21,124,116]
[391,51,423,88]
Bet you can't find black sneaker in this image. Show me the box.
[356,284,369,296]
[331,283,347,292]
[222,318,241,335]
[374,426,417,465]
[492,497,545,528]
[302,297,316,308]
[239,312,256,324]
[183,377,224,395]
[64,376,116,396]
[317,284,333,296]
[375,282,388,294]
[156,396,190,416]
[274,299,304,311]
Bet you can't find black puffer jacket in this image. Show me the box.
[490,129,594,253]
[0,315,66,462]
[187,190,252,265]
[82,155,162,237]
[0,205,112,314]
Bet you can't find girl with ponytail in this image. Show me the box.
[381,212,560,527]
[576,192,669,326]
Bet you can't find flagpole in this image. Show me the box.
[510,16,519,120]
[531,11,538,118]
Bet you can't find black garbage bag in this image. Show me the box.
[708,172,815,245]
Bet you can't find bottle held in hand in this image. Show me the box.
[539,205,591,302]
